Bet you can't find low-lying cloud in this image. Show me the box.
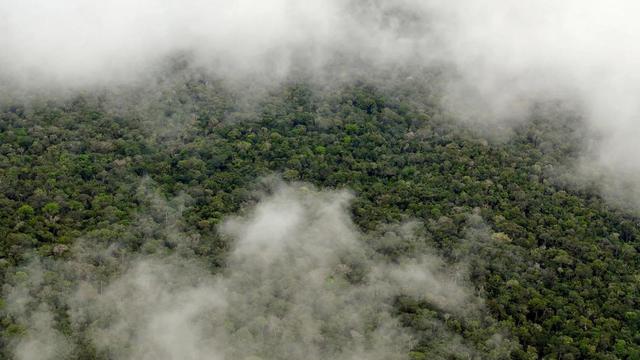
[3,182,500,359]
[2,0,639,207]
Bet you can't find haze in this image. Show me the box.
[2,0,639,206]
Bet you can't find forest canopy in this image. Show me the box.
[0,71,639,359]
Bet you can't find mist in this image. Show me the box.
[2,3,639,357]
[2,0,640,207]
[3,182,513,359]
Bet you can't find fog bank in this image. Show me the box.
[3,182,509,359]
[2,0,640,207]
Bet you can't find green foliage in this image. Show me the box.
[16,205,34,219]
[0,78,639,359]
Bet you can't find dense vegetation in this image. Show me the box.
[1,73,639,359]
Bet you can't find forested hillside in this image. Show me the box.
[1,76,640,359]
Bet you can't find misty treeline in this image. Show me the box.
[1,66,639,359]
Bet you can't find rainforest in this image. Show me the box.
[1,1,640,359]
